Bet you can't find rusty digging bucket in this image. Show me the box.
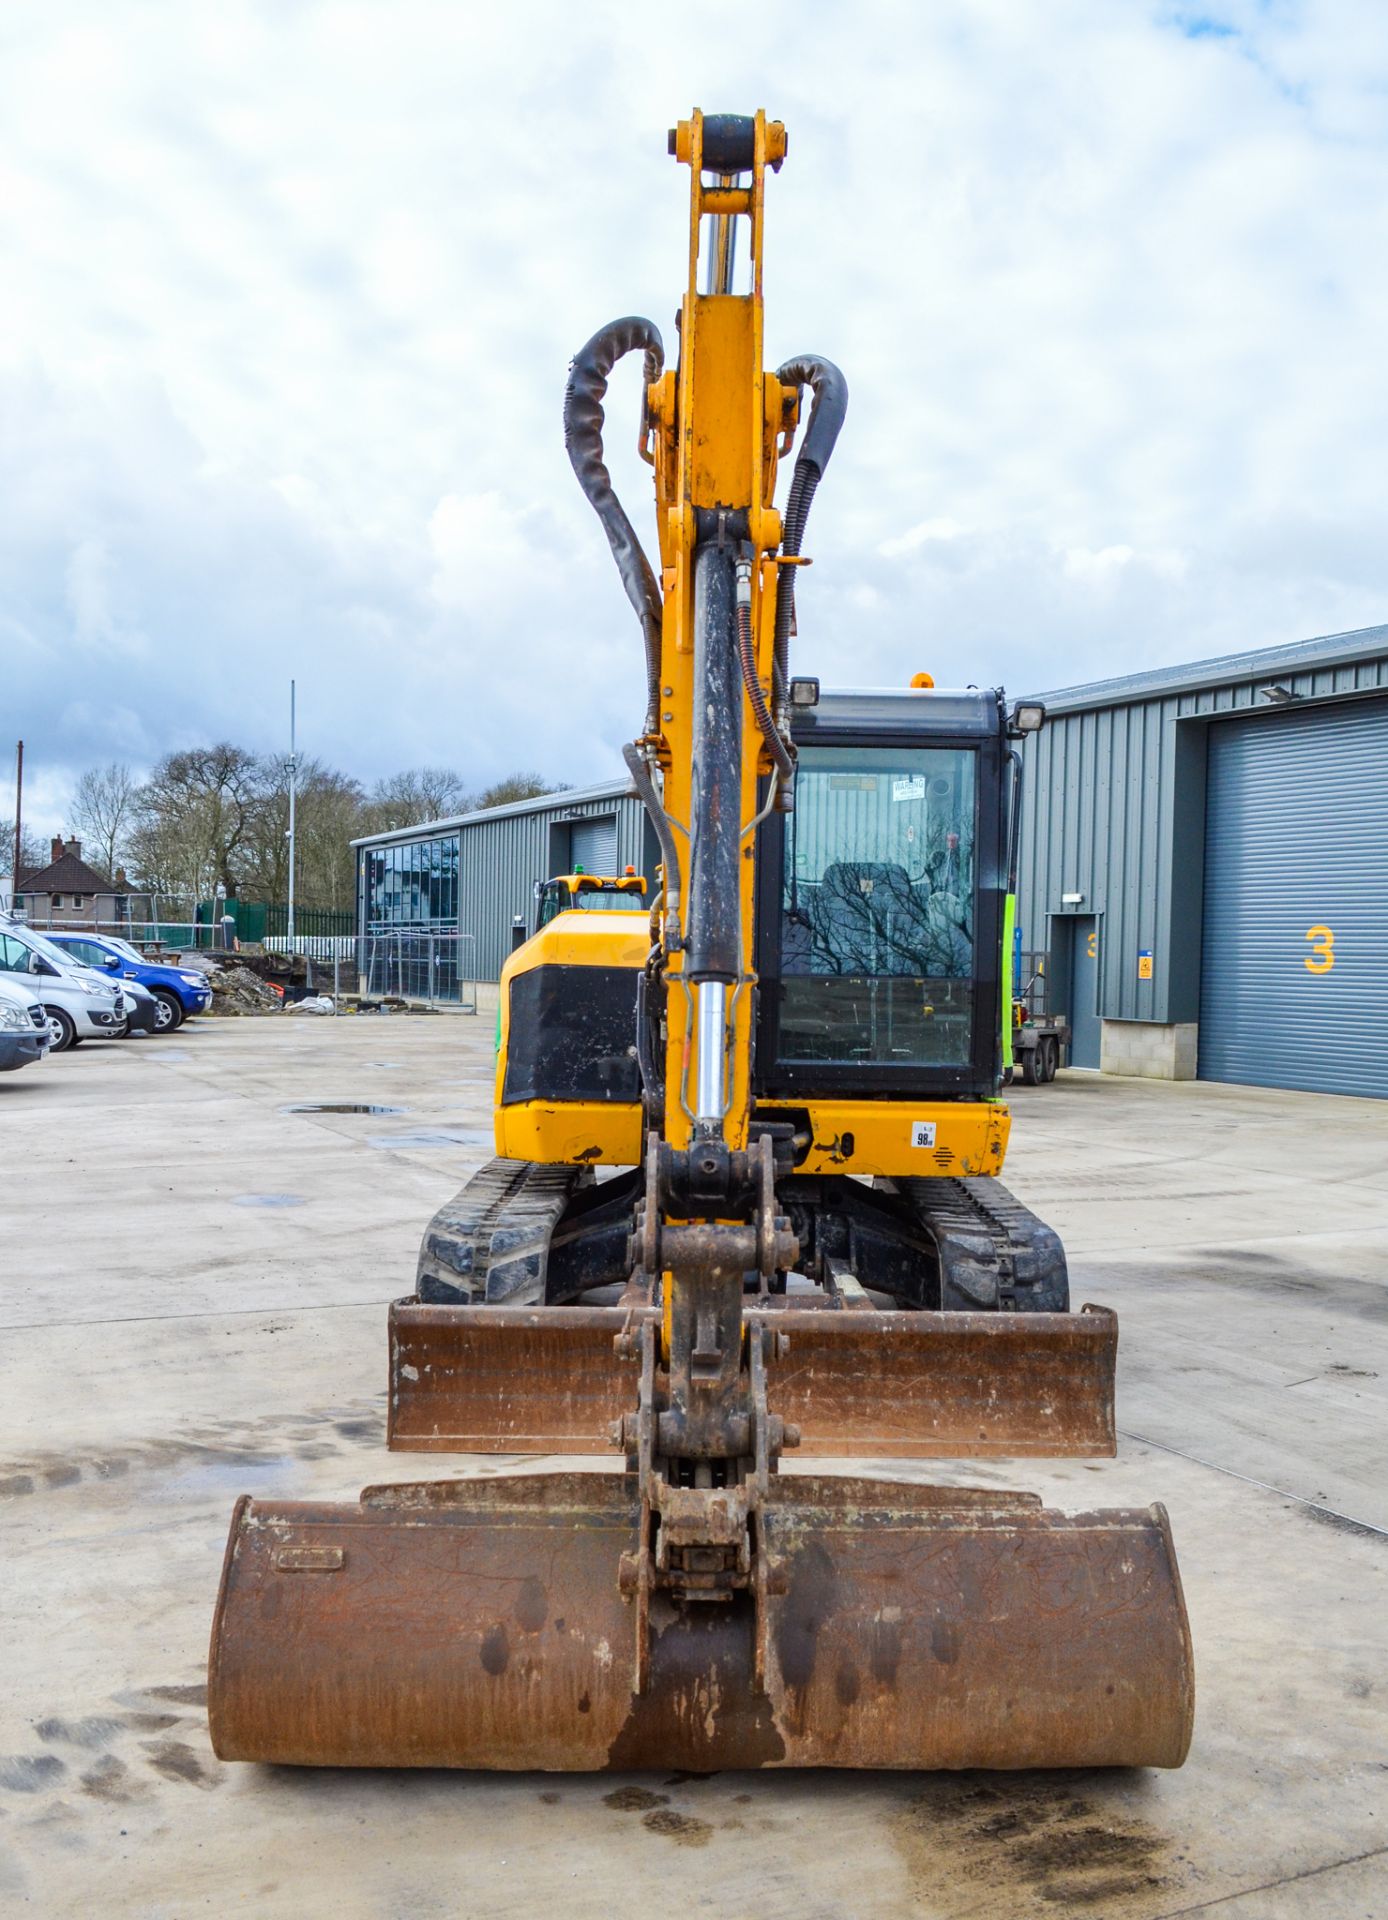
[208,1468,1193,1770]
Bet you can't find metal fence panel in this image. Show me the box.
[359,932,477,1012]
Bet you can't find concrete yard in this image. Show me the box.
[2,1012,1386,1919]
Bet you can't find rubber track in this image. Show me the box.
[416,1157,585,1305]
[889,1176,1070,1312]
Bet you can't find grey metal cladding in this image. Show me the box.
[1199,696,1388,1097]
[1014,631,1388,1030]
[1027,621,1388,716]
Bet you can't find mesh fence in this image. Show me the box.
[359,932,478,1012]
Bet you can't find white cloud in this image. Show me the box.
[1,0,1386,836]
[1063,544,1135,583]
[878,519,967,559]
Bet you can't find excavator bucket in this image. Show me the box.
[387,1301,1123,1459]
[210,1302,1193,1771]
[209,1470,1192,1770]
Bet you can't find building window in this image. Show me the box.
[364,834,460,933]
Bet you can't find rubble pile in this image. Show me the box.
[178,951,283,1016]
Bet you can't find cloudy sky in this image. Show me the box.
[4,0,1386,835]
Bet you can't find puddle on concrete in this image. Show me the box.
[231,1194,306,1209]
[281,1103,408,1116]
[367,1128,492,1150]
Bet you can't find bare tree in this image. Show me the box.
[475,772,568,809]
[1,820,47,880]
[105,740,574,916]
[363,767,471,835]
[70,762,136,880]
[128,744,262,904]
[245,754,365,910]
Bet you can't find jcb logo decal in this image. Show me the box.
[1304,926,1334,974]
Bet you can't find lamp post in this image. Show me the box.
[11,740,22,908]
[287,680,297,958]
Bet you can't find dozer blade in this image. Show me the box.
[389,1301,1119,1459]
[209,1470,1192,1770]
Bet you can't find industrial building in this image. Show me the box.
[353,778,656,986]
[1014,622,1388,1096]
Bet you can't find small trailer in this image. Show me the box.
[1010,947,1071,1085]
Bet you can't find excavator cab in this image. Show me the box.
[758,689,1002,1093]
[535,870,648,929]
[208,109,1192,1775]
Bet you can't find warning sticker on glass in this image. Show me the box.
[910,1121,937,1148]
[892,775,926,803]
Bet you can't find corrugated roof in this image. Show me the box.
[1028,620,1388,716]
[350,776,635,849]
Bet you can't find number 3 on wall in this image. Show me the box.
[1304,926,1334,974]
[1086,930,1097,960]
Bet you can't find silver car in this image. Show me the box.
[0,976,49,1072]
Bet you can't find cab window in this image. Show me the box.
[777,744,977,1069]
[574,889,645,912]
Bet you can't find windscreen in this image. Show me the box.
[573,890,646,912]
[14,927,92,973]
[778,745,976,1067]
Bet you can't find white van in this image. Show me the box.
[0,917,126,1052]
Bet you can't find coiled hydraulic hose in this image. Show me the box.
[772,356,849,713]
[564,317,666,734]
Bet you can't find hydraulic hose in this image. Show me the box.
[772,356,849,708]
[564,318,666,733]
[737,579,795,791]
[622,740,682,950]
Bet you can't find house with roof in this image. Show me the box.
[13,838,152,929]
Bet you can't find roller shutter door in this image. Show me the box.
[1199,697,1388,1097]
[570,815,617,876]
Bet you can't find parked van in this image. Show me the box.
[0,977,49,1073]
[0,917,127,1052]
[119,977,161,1036]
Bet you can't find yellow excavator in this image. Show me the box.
[209,111,1193,1771]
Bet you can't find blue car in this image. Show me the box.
[47,932,213,1032]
